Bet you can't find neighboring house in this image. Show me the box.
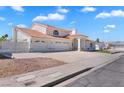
[109,41,124,52]
[109,41,124,48]
[12,23,95,52]
[95,42,109,50]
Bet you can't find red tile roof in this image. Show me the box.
[65,34,88,39]
[16,27,44,38]
[15,27,70,40]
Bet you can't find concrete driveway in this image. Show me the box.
[12,51,110,63]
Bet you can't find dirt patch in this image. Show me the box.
[0,57,66,78]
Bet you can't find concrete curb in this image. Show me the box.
[54,54,122,87]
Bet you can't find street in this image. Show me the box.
[66,54,124,87]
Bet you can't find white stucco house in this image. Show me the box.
[3,23,95,52]
[95,42,109,50]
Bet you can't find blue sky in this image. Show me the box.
[0,6,124,41]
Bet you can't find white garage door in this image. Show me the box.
[30,41,47,52]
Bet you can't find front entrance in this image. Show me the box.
[72,38,82,51]
[72,39,78,50]
[72,38,85,51]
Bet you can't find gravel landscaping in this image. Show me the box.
[0,57,66,78]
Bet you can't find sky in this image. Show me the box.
[0,6,124,41]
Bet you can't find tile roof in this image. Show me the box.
[15,27,70,40]
[15,27,44,38]
[65,34,88,39]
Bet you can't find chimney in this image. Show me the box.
[71,28,77,35]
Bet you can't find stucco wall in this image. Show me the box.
[17,31,31,42]
[32,24,47,34]
[0,41,29,53]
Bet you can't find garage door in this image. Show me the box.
[30,41,47,52]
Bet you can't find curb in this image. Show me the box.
[42,68,92,87]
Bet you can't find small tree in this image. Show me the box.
[96,38,100,43]
[4,34,8,39]
[0,34,8,42]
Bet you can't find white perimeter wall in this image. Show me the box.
[0,41,29,53]
[0,38,72,53]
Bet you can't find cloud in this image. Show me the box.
[103,24,116,33]
[70,21,76,24]
[81,6,96,12]
[8,22,13,26]
[103,29,111,33]
[48,13,65,20]
[96,12,111,19]
[0,16,5,21]
[33,13,65,22]
[96,10,124,19]
[16,24,27,28]
[33,16,47,21]
[104,24,116,29]
[57,6,69,13]
[11,6,24,12]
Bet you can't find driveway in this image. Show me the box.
[12,51,110,64]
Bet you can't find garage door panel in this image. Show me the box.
[31,42,47,52]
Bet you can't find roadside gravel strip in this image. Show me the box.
[0,53,122,87]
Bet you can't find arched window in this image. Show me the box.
[53,30,59,36]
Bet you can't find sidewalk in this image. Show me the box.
[0,52,122,87]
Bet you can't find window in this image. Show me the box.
[53,30,59,36]
[63,42,69,44]
[56,41,61,44]
[23,39,27,41]
[34,40,40,42]
[41,41,45,43]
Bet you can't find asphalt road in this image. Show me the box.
[66,54,124,87]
